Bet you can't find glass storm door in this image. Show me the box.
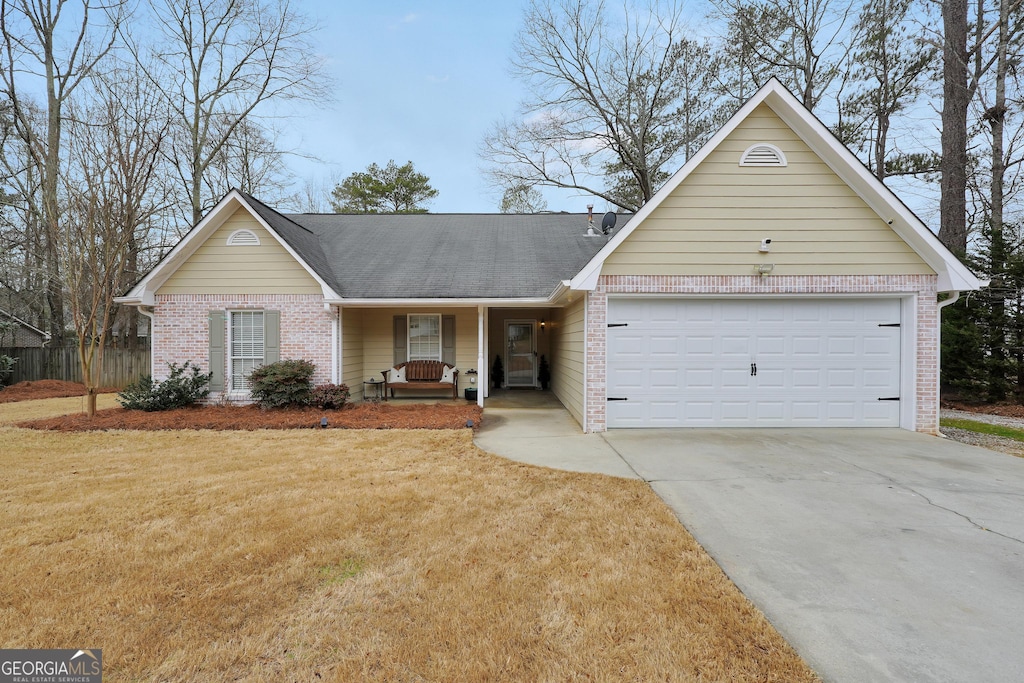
[505,321,536,387]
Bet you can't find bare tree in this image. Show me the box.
[0,0,125,343]
[481,0,720,212]
[500,183,549,213]
[130,0,329,226]
[939,0,972,253]
[936,0,1023,253]
[0,97,47,327]
[713,0,856,111]
[62,68,167,416]
[203,116,293,205]
[839,0,936,180]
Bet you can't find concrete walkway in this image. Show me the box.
[476,406,1024,683]
[474,406,639,479]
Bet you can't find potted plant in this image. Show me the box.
[538,355,550,390]
[492,355,504,389]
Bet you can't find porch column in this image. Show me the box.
[482,306,489,398]
[477,305,485,407]
[331,305,341,385]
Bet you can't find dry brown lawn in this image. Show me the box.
[0,406,819,681]
[0,393,120,425]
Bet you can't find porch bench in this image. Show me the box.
[382,361,459,400]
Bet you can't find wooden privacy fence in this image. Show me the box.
[1,347,150,387]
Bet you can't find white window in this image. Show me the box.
[408,314,441,361]
[230,311,264,390]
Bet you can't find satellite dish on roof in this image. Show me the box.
[601,211,617,234]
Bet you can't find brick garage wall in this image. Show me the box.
[584,275,940,434]
[153,294,333,399]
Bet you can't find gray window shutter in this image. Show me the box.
[393,315,407,365]
[209,310,225,391]
[264,310,280,364]
[442,315,456,365]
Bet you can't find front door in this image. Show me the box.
[505,320,537,387]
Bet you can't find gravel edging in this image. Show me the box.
[940,409,1024,458]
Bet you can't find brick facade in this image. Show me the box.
[584,274,940,434]
[153,294,334,400]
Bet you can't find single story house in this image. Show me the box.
[116,79,982,434]
[0,308,49,348]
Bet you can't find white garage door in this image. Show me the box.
[606,298,902,428]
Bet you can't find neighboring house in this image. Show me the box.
[116,79,982,434]
[0,309,49,348]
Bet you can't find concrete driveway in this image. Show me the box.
[602,428,1024,683]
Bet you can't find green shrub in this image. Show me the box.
[118,361,211,411]
[0,354,16,386]
[311,383,350,409]
[247,359,316,408]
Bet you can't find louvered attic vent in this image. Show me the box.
[227,229,260,246]
[740,143,787,167]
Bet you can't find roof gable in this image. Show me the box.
[570,79,983,292]
[117,190,340,305]
[599,102,933,277]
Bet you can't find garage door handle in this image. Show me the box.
[607,397,629,401]
[750,363,757,376]
[878,397,900,401]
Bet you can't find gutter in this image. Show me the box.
[324,297,561,308]
[137,306,156,377]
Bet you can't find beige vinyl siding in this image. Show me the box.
[341,308,364,400]
[158,208,322,294]
[361,308,479,394]
[551,296,585,427]
[601,104,933,277]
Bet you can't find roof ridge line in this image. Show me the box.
[236,189,315,235]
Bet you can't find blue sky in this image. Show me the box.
[287,1,576,214]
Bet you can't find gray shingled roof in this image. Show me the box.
[240,192,619,299]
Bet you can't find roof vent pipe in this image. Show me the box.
[586,204,597,235]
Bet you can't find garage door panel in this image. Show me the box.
[649,335,679,356]
[791,401,823,420]
[684,367,715,388]
[755,401,786,420]
[791,368,823,388]
[721,335,752,355]
[607,297,903,428]
[756,335,787,356]
[721,401,754,421]
[720,368,754,388]
[863,335,899,355]
[649,368,679,389]
[754,367,786,389]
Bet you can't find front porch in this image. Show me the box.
[370,387,565,410]
[336,303,574,411]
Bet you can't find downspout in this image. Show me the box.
[138,306,156,377]
[935,291,960,435]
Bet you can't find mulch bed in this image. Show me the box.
[0,380,119,403]
[18,402,484,431]
[941,400,1024,419]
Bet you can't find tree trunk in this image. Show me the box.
[939,0,970,255]
[987,0,1009,400]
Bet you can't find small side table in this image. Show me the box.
[363,379,385,402]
